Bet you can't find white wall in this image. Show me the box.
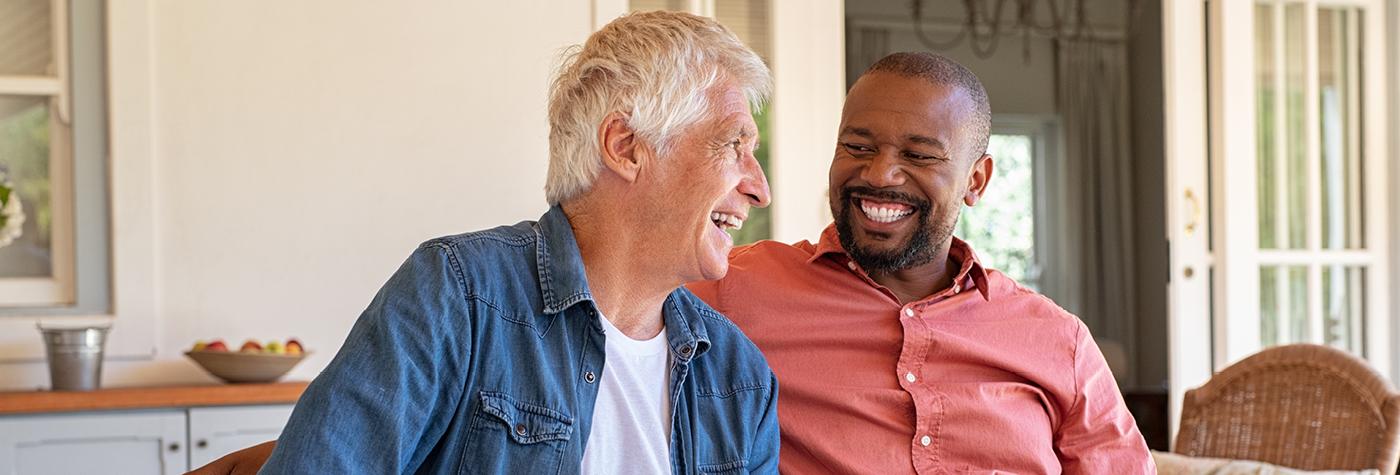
[0,0,850,391]
[0,0,592,389]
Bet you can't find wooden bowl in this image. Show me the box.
[184,350,308,383]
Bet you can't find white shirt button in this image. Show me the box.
[920,435,932,446]
[847,261,858,270]
[903,308,914,317]
[905,372,916,383]
[952,284,962,293]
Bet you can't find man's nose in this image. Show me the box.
[860,150,905,188]
[738,151,771,208]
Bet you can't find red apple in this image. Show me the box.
[203,340,229,352]
[239,339,263,353]
[285,338,304,355]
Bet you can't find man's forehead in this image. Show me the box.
[848,73,968,108]
[843,76,972,124]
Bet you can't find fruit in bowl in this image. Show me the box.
[185,338,309,383]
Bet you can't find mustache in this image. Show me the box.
[839,186,931,212]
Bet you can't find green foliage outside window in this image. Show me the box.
[727,105,771,246]
[956,134,1037,287]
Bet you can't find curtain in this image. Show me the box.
[1056,39,1136,384]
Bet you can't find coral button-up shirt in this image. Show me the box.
[687,226,1154,474]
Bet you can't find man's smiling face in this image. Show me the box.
[828,72,983,272]
[642,81,770,283]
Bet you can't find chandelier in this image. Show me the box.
[911,0,1108,62]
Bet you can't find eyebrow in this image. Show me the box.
[904,134,947,151]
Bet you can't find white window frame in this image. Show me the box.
[0,0,159,363]
[0,0,75,307]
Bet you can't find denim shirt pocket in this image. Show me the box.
[691,382,770,474]
[461,391,574,474]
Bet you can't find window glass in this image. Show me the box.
[956,133,1036,287]
[0,0,53,75]
[0,95,53,278]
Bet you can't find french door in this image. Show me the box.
[1164,0,1390,440]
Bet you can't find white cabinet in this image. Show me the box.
[0,404,293,474]
[188,405,293,469]
[0,411,188,475]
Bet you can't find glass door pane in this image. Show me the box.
[1317,8,1363,250]
[1259,265,1308,347]
[1255,3,1277,249]
[1255,2,1308,251]
[1282,3,1306,250]
[1321,265,1364,352]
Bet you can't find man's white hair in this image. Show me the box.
[545,11,772,205]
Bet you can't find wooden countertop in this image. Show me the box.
[0,382,309,415]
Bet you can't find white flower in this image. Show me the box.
[0,186,23,248]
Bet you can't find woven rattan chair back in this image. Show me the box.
[1174,344,1400,473]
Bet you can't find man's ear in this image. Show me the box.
[597,111,642,183]
[964,154,994,207]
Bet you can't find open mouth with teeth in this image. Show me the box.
[857,198,915,224]
[710,211,744,231]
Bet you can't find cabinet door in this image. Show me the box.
[0,410,187,475]
[187,405,294,469]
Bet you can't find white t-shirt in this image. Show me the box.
[579,313,673,475]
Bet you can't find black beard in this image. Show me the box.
[835,186,956,272]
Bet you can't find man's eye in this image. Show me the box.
[842,143,873,154]
[903,152,932,160]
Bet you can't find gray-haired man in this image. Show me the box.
[194,11,779,474]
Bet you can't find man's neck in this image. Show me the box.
[867,243,958,304]
[562,202,671,340]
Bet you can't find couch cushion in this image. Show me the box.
[1152,450,1381,475]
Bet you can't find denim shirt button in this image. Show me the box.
[584,371,596,383]
[514,424,527,436]
[679,346,692,356]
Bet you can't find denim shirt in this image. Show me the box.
[261,206,780,474]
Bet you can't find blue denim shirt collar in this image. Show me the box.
[534,205,711,361]
[535,205,595,315]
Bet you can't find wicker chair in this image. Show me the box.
[1174,344,1400,473]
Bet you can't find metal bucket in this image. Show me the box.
[38,325,110,391]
